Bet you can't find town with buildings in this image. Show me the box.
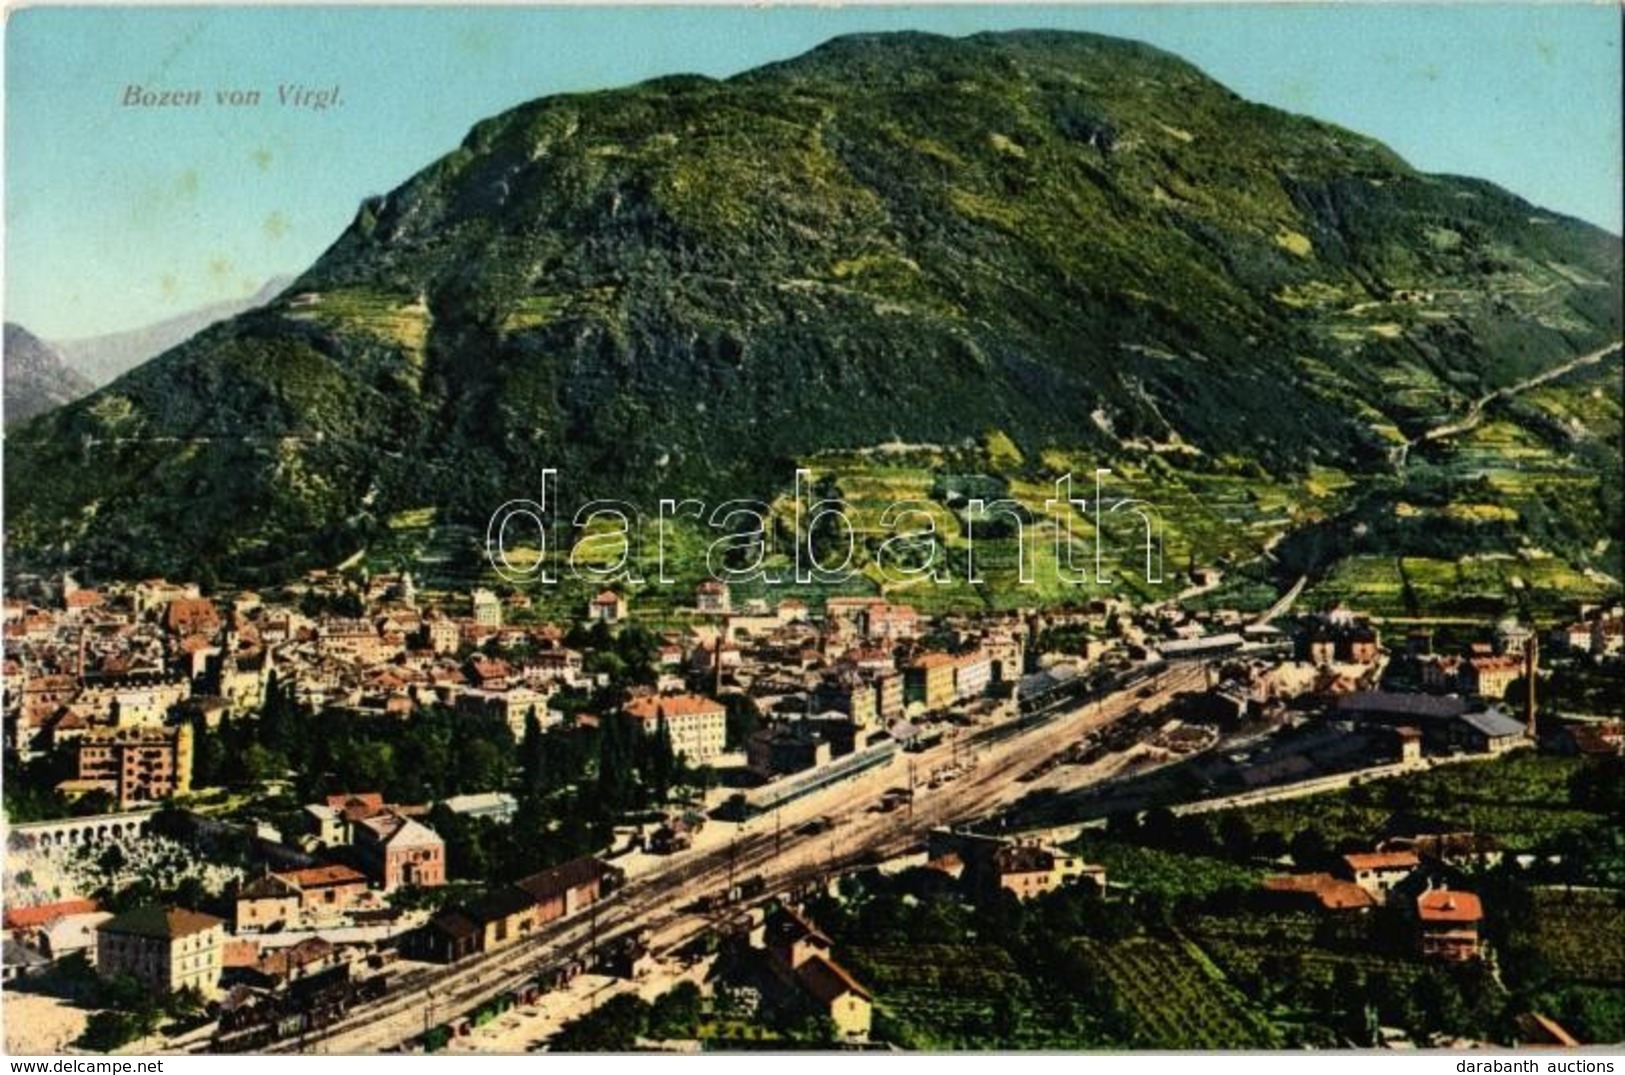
[2,566,1620,1052]
[4,1,1622,1056]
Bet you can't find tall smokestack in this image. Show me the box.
[1524,635,1538,739]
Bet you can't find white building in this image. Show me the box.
[624,693,728,763]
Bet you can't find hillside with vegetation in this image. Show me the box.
[5,31,1620,606]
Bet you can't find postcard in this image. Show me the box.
[2,3,1621,1057]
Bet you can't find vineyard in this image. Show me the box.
[1233,753,1603,853]
[846,943,1114,1049]
[1187,912,1429,996]
[1528,888,1625,985]
[1063,935,1282,1048]
[1066,837,1266,902]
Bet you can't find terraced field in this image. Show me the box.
[1528,888,1625,986]
[1231,753,1608,854]
[846,943,1111,1049]
[1188,912,1429,996]
[344,346,1618,621]
[1064,934,1282,1048]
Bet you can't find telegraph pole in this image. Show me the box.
[590,893,600,963]
[907,757,916,820]
[727,831,738,899]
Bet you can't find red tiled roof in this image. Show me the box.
[1418,889,1483,923]
[165,598,219,633]
[765,906,830,950]
[1343,851,1420,872]
[4,898,100,931]
[222,938,261,968]
[277,865,367,889]
[797,954,871,1004]
[326,792,385,811]
[99,905,223,940]
[515,856,610,904]
[624,693,725,723]
[1263,874,1375,911]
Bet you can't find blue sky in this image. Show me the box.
[6,4,1621,339]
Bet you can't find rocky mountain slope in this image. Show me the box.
[4,323,94,426]
[53,276,294,387]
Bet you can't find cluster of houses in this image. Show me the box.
[4,573,1027,811]
[3,899,229,996]
[5,560,1617,1045]
[1409,617,1540,703]
[3,786,455,997]
[753,906,873,1038]
[411,856,617,964]
[1546,605,1625,661]
[5,577,281,804]
[297,791,448,894]
[1262,842,1492,963]
[923,828,1106,905]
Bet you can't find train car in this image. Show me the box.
[209,966,388,1053]
[723,738,899,820]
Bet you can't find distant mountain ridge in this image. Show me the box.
[4,30,1620,584]
[3,323,94,426]
[53,276,294,386]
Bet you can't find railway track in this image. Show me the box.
[261,662,1202,1053]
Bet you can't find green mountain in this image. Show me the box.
[5,31,1620,594]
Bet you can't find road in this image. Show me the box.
[266,660,1206,1054]
[1252,575,1306,627]
[1392,340,1621,468]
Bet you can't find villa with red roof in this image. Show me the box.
[1417,888,1483,962]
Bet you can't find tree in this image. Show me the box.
[1290,826,1331,870]
[1409,969,1471,1041]
[1254,829,1289,860]
[647,981,702,1039]
[1329,962,1372,1045]
[78,1011,144,1052]
[520,708,547,803]
[1570,756,1625,819]
[551,992,650,1051]
[190,715,227,788]
[240,743,289,786]
[1172,814,1219,856]
[1105,810,1141,842]
[645,716,677,804]
[1219,813,1256,860]
[597,713,634,811]
[723,694,759,751]
[260,669,290,754]
[1140,806,1178,848]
